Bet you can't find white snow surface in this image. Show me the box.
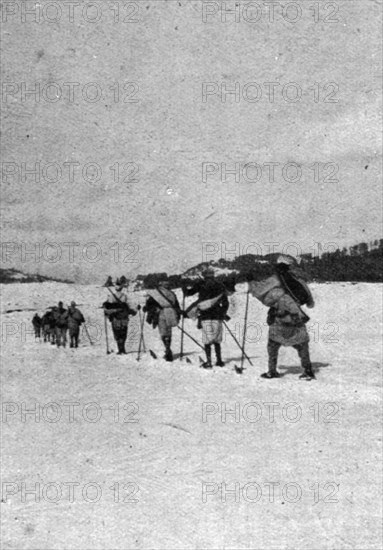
[1,282,382,550]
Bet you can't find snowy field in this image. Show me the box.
[1,282,382,550]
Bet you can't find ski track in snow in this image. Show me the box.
[1,282,382,549]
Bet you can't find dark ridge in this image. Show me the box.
[0,268,73,285]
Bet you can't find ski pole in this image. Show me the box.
[241,285,250,370]
[83,323,94,346]
[140,310,147,353]
[137,309,145,361]
[176,325,205,352]
[104,313,111,354]
[222,321,253,366]
[180,291,185,359]
[154,286,205,353]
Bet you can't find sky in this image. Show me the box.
[1,0,382,283]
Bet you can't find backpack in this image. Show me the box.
[277,265,313,306]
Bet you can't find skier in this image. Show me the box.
[104,276,114,287]
[49,309,57,345]
[53,302,69,348]
[41,312,51,342]
[103,282,137,354]
[119,275,128,287]
[144,280,181,361]
[32,313,42,339]
[67,301,85,348]
[249,255,315,380]
[42,309,56,344]
[183,268,229,368]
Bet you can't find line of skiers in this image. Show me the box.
[30,255,316,379]
[101,254,316,379]
[32,301,85,349]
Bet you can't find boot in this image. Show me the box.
[261,340,280,379]
[214,344,224,367]
[202,345,212,369]
[163,337,173,362]
[165,350,173,362]
[117,342,127,355]
[299,365,316,380]
[296,343,315,380]
[261,371,281,379]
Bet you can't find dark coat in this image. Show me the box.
[53,307,68,328]
[42,311,55,328]
[103,290,137,324]
[184,279,229,321]
[144,297,160,328]
[32,314,41,328]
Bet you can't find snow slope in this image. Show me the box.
[1,282,382,549]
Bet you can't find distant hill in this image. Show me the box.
[300,239,383,283]
[133,239,383,288]
[134,255,278,289]
[0,268,73,285]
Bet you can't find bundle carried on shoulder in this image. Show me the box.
[185,294,223,320]
[145,287,180,329]
[249,268,313,327]
[69,310,84,324]
[250,269,314,308]
[146,288,177,309]
[249,275,281,306]
[277,265,314,308]
[103,300,136,321]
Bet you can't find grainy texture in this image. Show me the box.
[1,0,382,281]
[1,282,382,549]
[1,1,382,549]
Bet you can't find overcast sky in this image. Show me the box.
[1,1,381,283]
